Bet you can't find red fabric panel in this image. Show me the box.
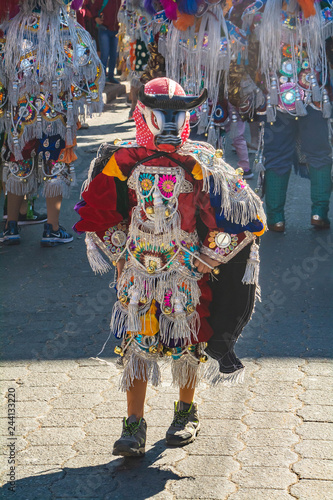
[196,275,214,343]
[82,173,117,209]
[177,177,219,235]
[114,147,197,175]
[197,183,218,231]
[75,173,123,233]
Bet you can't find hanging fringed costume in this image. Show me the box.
[75,77,266,391]
[132,1,250,145]
[226,0,333,230]
[0,0,104,198]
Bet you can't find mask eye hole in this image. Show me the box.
[176,111,186,131]
[151,111,162,130]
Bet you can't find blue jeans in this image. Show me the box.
[264,107,331,174]
[98,25,118,80]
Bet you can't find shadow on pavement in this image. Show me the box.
[3,441,186,500]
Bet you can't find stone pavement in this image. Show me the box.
[1,96,332,500]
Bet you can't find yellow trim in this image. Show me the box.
[191,162,203,180]
[102,155,127,180]
[253,217,266,237]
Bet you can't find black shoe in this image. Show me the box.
[243,169,254,180]
[40,223,73,247]
[113,415,147,457]
[166,401,200,447]
[17,210,47,225]
[0,221,20,245]
[107,77,120,85]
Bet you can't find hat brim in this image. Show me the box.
[138,87,208,111]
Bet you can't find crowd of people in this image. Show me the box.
[1,0,332,462]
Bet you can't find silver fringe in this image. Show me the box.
[242,241,260,286]
[85,232,112,275]
[5,173,37,196]
[120,349,161,392]
[177,140,267,227]
[204,357,245,386]
[171,355,201,389]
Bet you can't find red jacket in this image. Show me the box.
[89,0,122,32]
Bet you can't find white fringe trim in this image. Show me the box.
[110,301,129,339]
[120,350,161,392]
[5,174,37,196]
[242,241,260,286]
[204,357,245,386]
[85,232,112,275]
[40,178,71,199]
[171,356,201,389]
[177,140,267,227]
[159,311,199,344]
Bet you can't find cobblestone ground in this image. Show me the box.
[1,97,332,499]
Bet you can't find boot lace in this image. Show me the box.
[172,409,190,427]
[122,421,140,437]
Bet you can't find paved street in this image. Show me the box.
[1,95,333,500]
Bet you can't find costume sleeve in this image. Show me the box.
[73,150,131,273]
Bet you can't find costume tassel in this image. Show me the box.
[66,125,74,146]
[67,101,74,126]
[295,89,308,117]
[230,111,238,140]
[36,115,43,139]
[110,301,128,339]
[151,361,161,387]
[86,95,92,118]
[2,165,9,183]
[255,88,264,108]
[253,153,265,173]
[5,110,11,130]
[85,232,112,275]
[322,90,332,119]
[242,240,260,285]
[311,75,322,103]
[11,81,19,105]
[266,97,276,124]
[207,124,218,148]
[13,140,23,161]
[159,312,189,343]
[69,165,77,186]
[269,77,278,106]
[127,288,141,332]
[52,81,59,106]
[255,170,265,199]
[197,105,209,135]
[159,309,199,344]
[153,176,167,234]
